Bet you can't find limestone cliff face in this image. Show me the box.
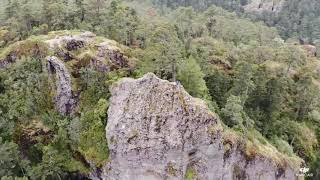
[103,73,301,180]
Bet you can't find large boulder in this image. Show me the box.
[102,73,301,180]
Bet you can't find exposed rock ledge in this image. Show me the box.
[102,73,301,180]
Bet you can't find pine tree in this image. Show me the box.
[75,0,86,22]
[228,61,256,105]
[41,0,68,30]
[4,0,19,19]
[221,95,244,127]
[138,22,182,81]
[177,56,208,98]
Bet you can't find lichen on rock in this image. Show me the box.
[44,31,131,72]
[47,56,77,115]
[102,73,302,180]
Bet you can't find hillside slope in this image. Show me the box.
[0,31,304,179]
[0,0,319,178]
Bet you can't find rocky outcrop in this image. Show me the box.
[45,31,131,72]
[47,56,77,115]
[0,31,134,115]
[96,41,130,71]
[0,51,20,68]
[0,31,132,72]
[102,73,301,180]
[0,59,12,69]
[45,31,96,51]
[0,40,48,69]
[18,120,54,159]
[302,44,317,57]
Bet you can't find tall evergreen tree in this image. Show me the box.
[177,56,208,98]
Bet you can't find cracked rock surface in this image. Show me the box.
[47,56,77,115]
[102,73,300,180]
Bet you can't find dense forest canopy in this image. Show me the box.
[150,0,320,45]
[0,0,319,179]
[1,0,320,48]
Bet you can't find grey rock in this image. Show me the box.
[102,73,300,180]
[303,44,317,57]
[95,40,130,72]
[46,32,130,73]
[0,31,131,73]
[45,31,95,50]
[47,56,77,115]
[0,59,11,69]
[0,52,18,69]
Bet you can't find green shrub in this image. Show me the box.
[271,136,294,157]
[78,99,109,166]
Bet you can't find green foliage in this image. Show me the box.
[78,67,111,110]
[0,38,48,61]
[0,138,27,177]
[271,136,295,157]
[177,56,208,98]
[185,167,196,180]
[28,145,65,180]
[228,61,256,104]
[1,176,28,180]
[151,0,320,45]
[265,0,320,44]
[294,74,320,121]
[0,58,52,122]
[0,57,109,177]
[136,22,183,80]
[104,0,140,45]
[1,0,142,47]
[77,99,109,166]
[221,95,253,130]
[287,122,318,158]
[205,70,232,108]
[221,95,243,127]
[0,0,320,178]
